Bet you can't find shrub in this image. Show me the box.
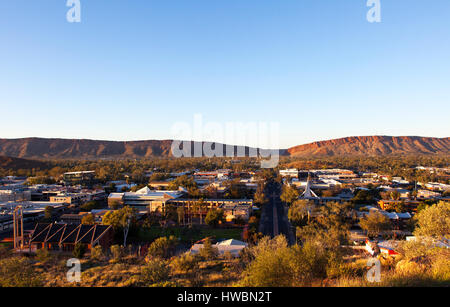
[73,243,86,259]
[36,248,51,263]
[110,245,123,262]
[146,236,178,260]
[0,257,42,287]
[171,253,199,273]
[0,245,11,259]
[141,259,171,286]
[90,245,104,261]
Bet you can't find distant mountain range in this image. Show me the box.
[287,136,450,157]
[0,136,448,161]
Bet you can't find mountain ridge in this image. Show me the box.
[0,136,448,160]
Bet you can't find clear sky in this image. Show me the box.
[0,0,449,148]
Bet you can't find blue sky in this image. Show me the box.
[0,0,449,148]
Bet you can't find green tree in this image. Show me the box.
[81,214,95,225]
[281,185,300,206]
[352,189,377,205]
[390,190,401,201]
[205,209,225,228]
[413,201,449,239]
[103,206,137,246]
[253,184,268,205]
[239,236,332,287]
[80,201,100,212]
[198,238,219,260]
[296,202,351,248]
[288,200,315,226]
[168,175,197,190]
[360,211,391,237]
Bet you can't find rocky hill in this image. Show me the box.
[0,136,448,160]
[287,136,450,157]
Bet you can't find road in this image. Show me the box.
[259,180,296,245]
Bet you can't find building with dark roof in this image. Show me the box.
[29,223,113,252]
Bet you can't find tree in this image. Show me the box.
[352,189,377,205]
[193,200,207,224]
[288,200,315,226]
[281,185,300,206]
[413,201,449,239]
[198,238,219,260]
[394,201,406,213]
[168,175,197,190]
[239,236,331,287]
[81,214,95,225]
[360,211,391,238]
[103,206,137,247]
[205,209,225,228]
[296,202,351,248]
[80,201,100,212]
[240,243,293,287]
[177,206,186,226]
[253,184,268,205]
[390,190,401,201]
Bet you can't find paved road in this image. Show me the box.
[259,180,296,245]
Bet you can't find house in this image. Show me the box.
[190,239,248,257]
[378,199,421,212]
[377,240,401,256]
[417,189,441,199]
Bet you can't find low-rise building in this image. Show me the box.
[168,199,253,222]
[279,169,299,178]
[29,223,113,252]
[63,171,95,188]
[108,186,185,211]
[378,199,421,212]
[190,239,248,257]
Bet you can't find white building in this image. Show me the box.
[190,239,248,257]
[279,169,299,178]
[108,186,185,211]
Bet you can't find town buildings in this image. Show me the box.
[63,171,96,188]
